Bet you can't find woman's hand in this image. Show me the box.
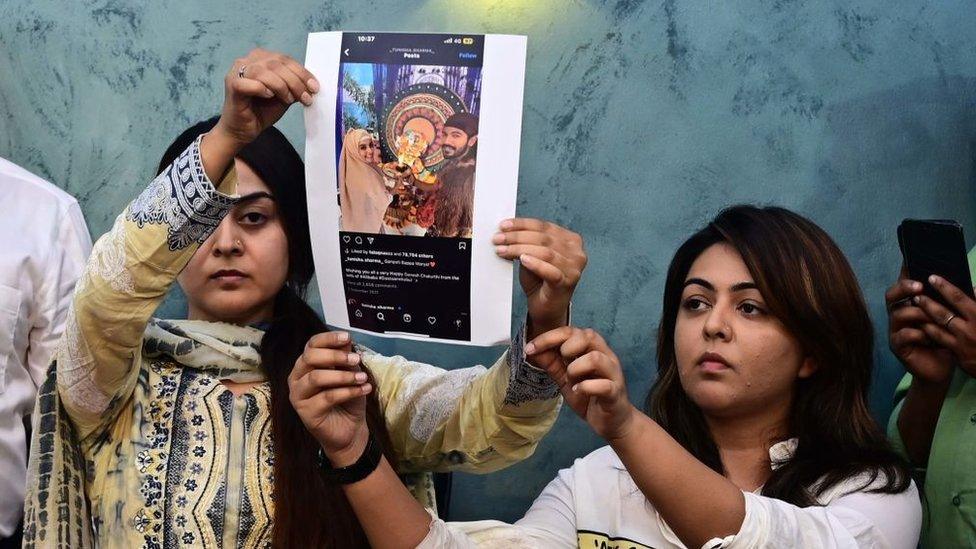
[886,270,956,386]
[212,48,319,149]
[526,326,637,440]
[913,274,976,379]
[493,219,587,338]
[288,331,372,466]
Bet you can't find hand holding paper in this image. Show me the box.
[493,218,588,338]
[203,49,319,180]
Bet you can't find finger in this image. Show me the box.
[492,230,554,247]
[291,351,357,385]
[566,351,617,384]
[228,75,275,100]
[885,279,923,306]
[307,331,352,349]
[930,275,976,319]
[498,217,550,233]
[294,369,368,401]
[249,65,294,103]
[306,384,373,411]
[916,295,963,329]
[525,326,577,355]
[268,56,311,105]
[302,347,361,371]
[530,348,569,385]
[889,305,933,331]
[280,56,320,96]
[519,254,565,285]
[495,243,560,263]
[890,327,932,351]
[571,378,616,400]
[920,322,958,349]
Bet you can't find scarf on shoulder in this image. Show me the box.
[23,318,266,548]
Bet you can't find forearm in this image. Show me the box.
[200,125,245,182]
[609,410,745,549]
[527,308,570,340]
[330,436,433,549]
[58,135,237,435]
[896,377,950,466]
[367,340,559,473]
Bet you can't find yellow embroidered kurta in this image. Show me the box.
[53,136,561,549]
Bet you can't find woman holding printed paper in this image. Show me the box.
[23,48,587,548]
[310,206,921,549]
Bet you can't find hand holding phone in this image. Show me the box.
[897,219,974,311]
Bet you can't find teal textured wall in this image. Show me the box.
[2,0,975,523]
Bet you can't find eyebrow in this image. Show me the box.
[683,278,758,293]
[236,191,276,205]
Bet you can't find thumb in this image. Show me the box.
[531,348,567,383]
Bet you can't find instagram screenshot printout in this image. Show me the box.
[304,32,527,345]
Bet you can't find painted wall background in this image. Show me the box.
[2,0,975,523]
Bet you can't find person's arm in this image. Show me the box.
[527,326,745,548]
[491,218,586,341]
[884,276,956,465]
[362,329,561,473]
[290,332,578,549]
[356,218,587,473]
[728,477,921,548]
[56,133,240,440]
[892,373,950,466]
[57,48,319,441]
[25,199,91,388]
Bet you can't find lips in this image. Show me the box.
[697,351,733,373]
[210,269,247,281]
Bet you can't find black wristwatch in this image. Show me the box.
[316,434,383,485]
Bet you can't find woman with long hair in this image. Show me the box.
[23,48,587,548]
[309,205,921,548]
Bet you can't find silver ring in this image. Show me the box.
[944,313,957,329]
[237,65,247,79]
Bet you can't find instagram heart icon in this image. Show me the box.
[429,261,436,267]
[342,235,351,243]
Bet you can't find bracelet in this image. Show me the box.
[316,434,383,485]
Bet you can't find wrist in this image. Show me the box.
[209,121,249,154]
[605,405,646,446]
[907,375,952,402]
[322,428,370,468]
[527,304,570,338]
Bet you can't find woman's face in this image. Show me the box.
[357,137,376,162]
[178,159,289,325]
[674,243,816,420]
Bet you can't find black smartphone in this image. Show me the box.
[897,219,975,310]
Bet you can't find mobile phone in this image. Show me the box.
[897,219,975,311]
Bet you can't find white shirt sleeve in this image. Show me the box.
[417,466,579,548]
[26,200,91,387]
[730,480,922,549]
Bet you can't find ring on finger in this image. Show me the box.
[944,313,957,329]
[238,65,247,79]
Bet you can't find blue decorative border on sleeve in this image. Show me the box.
[503,324,561,405]
[127,135,237,251]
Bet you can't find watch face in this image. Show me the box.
[381,83,468,172]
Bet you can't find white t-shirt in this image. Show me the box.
[421,443,922,548]
[0,158,91,536]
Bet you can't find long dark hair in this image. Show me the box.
[647,205,910,506]
[159,118,397,547]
